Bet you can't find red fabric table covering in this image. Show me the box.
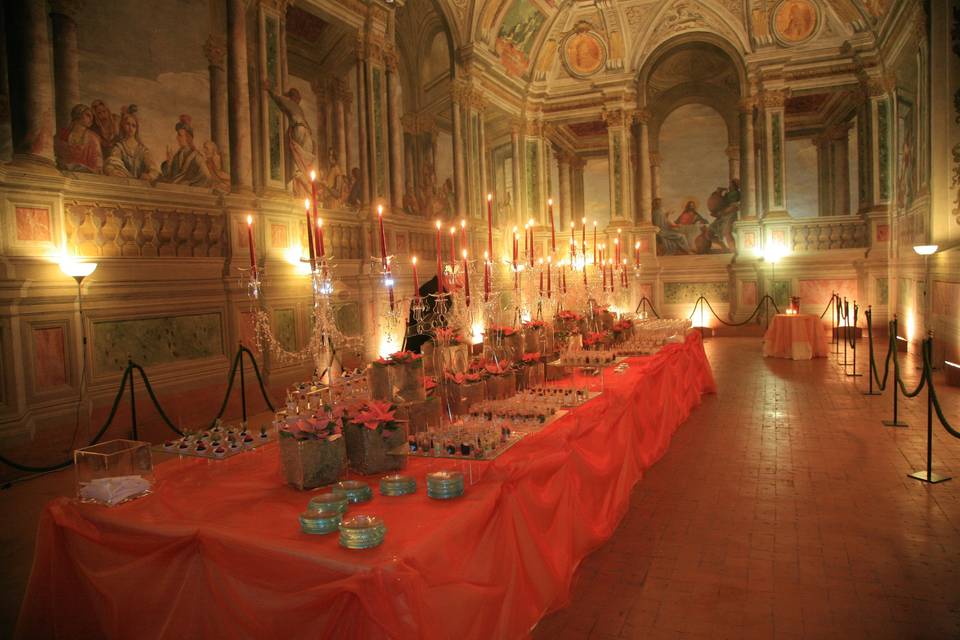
[17,333,715,640]
[762,313,829,360]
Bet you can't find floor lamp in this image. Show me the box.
[60,260,98,447]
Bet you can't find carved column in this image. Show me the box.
[384,47,404,211]
[50,0,83,135]
[255,0,291,191]
[522,118,548,225]
[832,124,851,216]
[649,152,662,202]
[816,133,833,216]
[333,79,349,174]
[478,106,489,211]
[758,89,789,216]
[7,0,56,164]
[510,120,523,225]
[633,109,651,223]
[451,82,467,216]
[226,0,253,190]
[557,152,572,228]
[603,108,634,223]
[203,35,229,167]
[570,156,586,223]
[726,145,740,184]
[355,40,370,205]
[739,96,757,220]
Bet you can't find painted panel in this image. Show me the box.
[878,98,890,202]
[785,139,818,217]
[583,158,610,228]
[772,113,784,208]
[876,277,889,305]
[798,278,857,307]
[525,140,540,216]
[274,308,297,351]
[657,104,736,255]
[741,281,758,307]
[932,281,959,317]
[373,68,386,198]
[93,312,223,374]
[16,207,53,242]
[663,282,729,305]
[495,1,545,77]
[270,223,288,249]
[265,15,282,183]
[612,135,622,218]
[33,327,68,389]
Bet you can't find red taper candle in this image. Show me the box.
[246,215,257,278]
[304,197,316,269]
[548,198,556,252]
[486,194,494,259]
[411,256,420,296]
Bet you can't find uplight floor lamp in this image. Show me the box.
[913,244,938,369]
[60,260,97,447]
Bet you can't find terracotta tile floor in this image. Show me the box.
[1,337,958,638]
[533,337,960,640]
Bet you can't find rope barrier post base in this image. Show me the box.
[908,337,951,484]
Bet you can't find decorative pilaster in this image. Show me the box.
[478,107,489,215]
[603,108,633,223]
[510,121,523,225]
[633,108,652,223]
[451,82,467,216]
[333,79,350,177]
[7,0,56,164]
[50,0,83,134]
[558,152,572,228]
[256,0,291,191]
[726,145,740,184]
[355,40,370,205]
[226,0,253,190]
[857,74,894,213]
[570,156,586,223]
[522,117,548,225]
[384,47,404,211]
[758,89,789,217]
[738,95,757,220]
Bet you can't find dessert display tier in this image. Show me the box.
[16,333,715,640]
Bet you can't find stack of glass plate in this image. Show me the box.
[379,474,417,496]
[338,514,386,549]
[332,480,373,504]
[308,492,349,514]
[426,471,465,500]
[299,509,342,535]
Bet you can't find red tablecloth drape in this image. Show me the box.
[762,313,830,360]
[17,332,715,640]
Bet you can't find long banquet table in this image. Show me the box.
[17,332,715,640]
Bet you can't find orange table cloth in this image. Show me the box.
[763,313,830,360]
[17,333,715,640]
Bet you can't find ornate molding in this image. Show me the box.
[602,108,631,128]
[632,108,652,125]
[738,95,757,113]
[203,35,227,70]
[757,89,790,109]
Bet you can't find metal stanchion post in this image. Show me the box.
[863,306,882,396]
[882,317,908,428]
[908,336,951,483]
[846,302,861,377]
[239,346,248,426]
[128,358,138,440]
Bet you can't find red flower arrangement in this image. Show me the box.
[433,327,464,345]
[521,352,542,364]
[613,319,634,332]
[444,371,483,385]
[556,310,581,322]
[487,326,518,337]
[484,359,512,376]
[583,331,610,348]
[522,320,546,330]
[349,400,399,431]
[280,412,342,441]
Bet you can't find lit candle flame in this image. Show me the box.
[246,215,252,225]
[310,170,316,182]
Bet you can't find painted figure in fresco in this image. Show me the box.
[402,182,418,215]
[321,146,349,208]
[160,115,211,187]
[653,197,690,255]
[203,140,231,194]
[267,87,316,198]
[90,99,119,158]
[705,179,740,251]
[674,200,708,226]
[347,167,362,207]
[781,4,813,40]
[104,106,159,181]
[55,104,103,173]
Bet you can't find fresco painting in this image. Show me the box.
[656,104,738,256]
[495,0,546,77]
[15,207,52,243]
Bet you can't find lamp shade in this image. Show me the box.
[59,260,98,279]
[912,244,938,256]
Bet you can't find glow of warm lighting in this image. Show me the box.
[763,245,786,263]
[317,218,323,228]
[284,246,311,274]
[310,170,316,182]
[905,313,916,343]
[945,361,960,369]
[411,256,417,266]
[548,198,553,206]
[436,220,442,230]
[450,226,456,235]
[528,218,534,227]
[461,219,466,229]
[246,215,253,226]
[581,217,586,224]
[304,198,310,210]
[471,321,485,345]
[635,241,640,249]
[484,250,489,261]
[513,226,518,233]
[690,303,712,329]
[377,204,383,216]
[462,249,468,259]
[487,193,492,202]
[59,259,98,279]
[593,220,597,227]
[913,244,938,256]
[570,222,575,228]
[538,258,544,265]
[547,255,552,264]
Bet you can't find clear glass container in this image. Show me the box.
[74,439,154,506]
